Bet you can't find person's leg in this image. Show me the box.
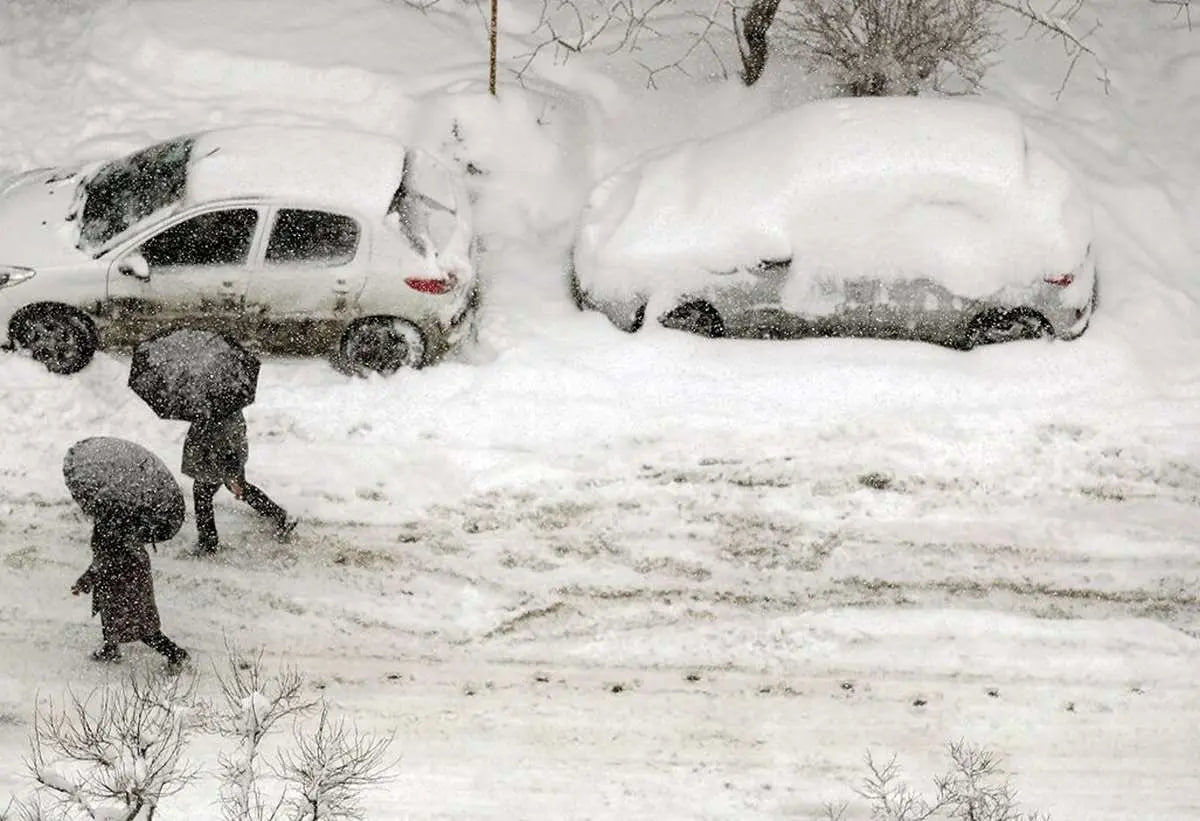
[143,631,188,667]
[94,589,122,661]
[193,479,222,551]
[239,478,287,524]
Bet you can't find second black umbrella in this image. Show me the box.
[129,327,260,422]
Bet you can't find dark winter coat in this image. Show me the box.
[182,411,248,482]
[75,519,161,644]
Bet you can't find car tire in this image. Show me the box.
[963,307,1051,349]
[660,301,725,338]
[9,305,98,374]
[339,316,427,376]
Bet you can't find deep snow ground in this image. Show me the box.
[0,0,1198,817]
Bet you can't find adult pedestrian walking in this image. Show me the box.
[71,510,189,671]
[184,408,296,554]
[63,437,189,671]
[128,327,297,555]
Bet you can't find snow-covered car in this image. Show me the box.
[569,97,1097,349]
[0,125,478,375]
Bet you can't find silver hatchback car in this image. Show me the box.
[0,125,478,375]
[570,97,1097,349]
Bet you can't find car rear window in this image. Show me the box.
[386,150,458,257]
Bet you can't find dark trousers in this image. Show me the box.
[194,474,286,548]
[98,630,186,663]
[143,631,186,662]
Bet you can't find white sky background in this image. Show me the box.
[0,0,1198,817]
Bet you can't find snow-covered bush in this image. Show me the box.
[2,649,395,821]
[775,0,996,96]
[211,646,396,821]
[20,666,198,821]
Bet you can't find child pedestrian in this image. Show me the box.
[71,510,188,671]
[183,409,296,554]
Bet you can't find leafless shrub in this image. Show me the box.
[774,0,997,95]
[3,647,397,820]
[276,705,396,821]
[826,740,1051,820]
[22,666,198,821]
[211,645,317,821]
[210,644,397,821]
[769,0,1110,97]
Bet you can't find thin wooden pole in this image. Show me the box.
[489,0,498,96]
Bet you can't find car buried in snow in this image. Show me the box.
[0,125,478,375]
[569,96,1097,349]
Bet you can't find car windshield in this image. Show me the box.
[77,136,194,252]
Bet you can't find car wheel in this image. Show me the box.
[660,301,725,338]
[963,307,1051,349]
[10,306,97,374]
[340,317,427,376]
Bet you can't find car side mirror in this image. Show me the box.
[118,253,150,282]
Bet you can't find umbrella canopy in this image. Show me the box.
[63,437,185,543]
[129,328,260,422]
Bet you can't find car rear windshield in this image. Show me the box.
[386,150,457,257]
[78,136,194,252]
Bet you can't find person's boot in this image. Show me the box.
[145,632,189,673]
[90,643,121,663]
[164,646,190,675]
[193,534,220,555]
[274,514,298,542]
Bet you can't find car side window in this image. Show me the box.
[138,208,258,270]
[265,209,359,266]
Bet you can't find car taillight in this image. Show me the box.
[1044,274,1075,287]
[404,273,457,295]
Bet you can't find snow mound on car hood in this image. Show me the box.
[573,96,1093,304]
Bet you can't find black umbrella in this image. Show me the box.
[129,327,260,422]
[63,437,185,543]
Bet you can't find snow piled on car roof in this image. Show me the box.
[186,125,407,217]
[573,96,1093,304]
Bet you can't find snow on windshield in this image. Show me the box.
[77,136,194,251]
[573,97,1093,305]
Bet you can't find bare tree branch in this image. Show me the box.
[989,0,1109,96]
[512,0,734,87]
[1150,0,1191,29]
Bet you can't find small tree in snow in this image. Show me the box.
[22,666,198,821]
[824,740,1051,820]
[211,646,315,821]
[211,645,396,821]
[4,648,396,820]
[276,705,395,821]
